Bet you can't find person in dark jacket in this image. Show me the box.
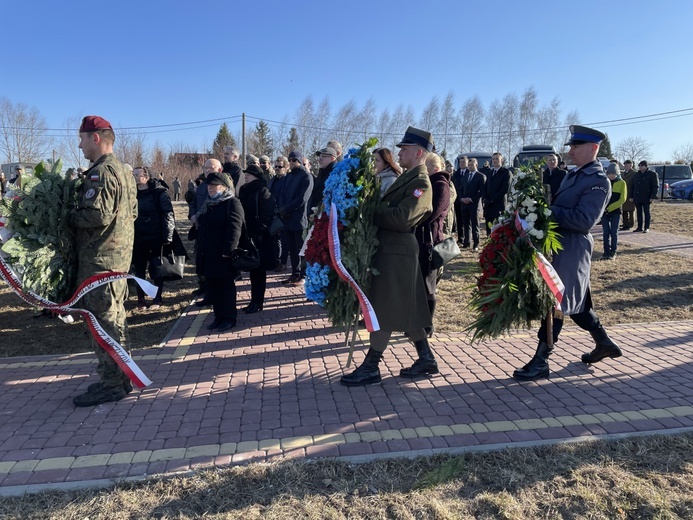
[416,153,451,337]
[456,157,485,250]
[308,146,338,221]
[196,172,244,333]
[542,153,566,202]
[238,165,279,313]
[270,156,290,271]
[222,146,245,196]
[482,152,512,235]
[132,167,174,308]
[277,150,313,285]
[630,160,659,233]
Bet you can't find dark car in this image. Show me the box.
[668,178,693,200]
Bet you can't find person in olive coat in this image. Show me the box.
[341,127,435,387]
[513,125,622,381]
[238,165,279,313]
[196,172,244,333]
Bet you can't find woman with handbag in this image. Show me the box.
[238,165,279,313]
[132,166,175,309]
[415,153,451,337]
[196,170,245,333]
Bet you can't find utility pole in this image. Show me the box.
[242,113,247,168]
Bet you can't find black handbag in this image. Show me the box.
[268,214,284,236]
[149,246,186,281]
[231,224,261,271]
[431,236,461,270]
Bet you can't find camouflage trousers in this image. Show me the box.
[82,278,130,389]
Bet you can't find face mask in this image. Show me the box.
[209,189,224,199]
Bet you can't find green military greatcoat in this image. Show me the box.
[369,164,433,332]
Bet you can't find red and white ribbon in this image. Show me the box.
[514,212,565,308]
[0,255,156,388]
[327,202,380,332]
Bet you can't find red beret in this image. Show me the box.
[79,115,113,133]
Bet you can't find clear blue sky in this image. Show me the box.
[2,0,692,160]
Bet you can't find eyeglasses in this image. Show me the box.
[260,161,268,165]
[275,165,284,169]
[289,158,299,163]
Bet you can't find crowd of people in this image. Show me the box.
[33,113,641,406]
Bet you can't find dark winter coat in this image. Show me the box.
[483,166,512,221]
[631,168,659,203]
[551,160,610,315]
[238,176,279,270]
[542,168,567,202]
[222,162,245,196]
[369,164,433,332]
[308,162,335,218]
[196,193,244,279]
[277,166,312,231]
[620,168,637,212]
[135,180,175,244]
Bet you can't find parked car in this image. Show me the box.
[456,151,494,173]
[513,145,560,169]
[651,164,693,198]
[668,178,693,200]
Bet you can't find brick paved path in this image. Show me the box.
[1,231,692,496]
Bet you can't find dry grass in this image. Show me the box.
[1,433,692,519]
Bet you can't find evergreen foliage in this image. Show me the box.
[0,159,79,303]
[282,127,300,156]
[212,123,236,159]
[248,120,274,158]
[599,134,613,159]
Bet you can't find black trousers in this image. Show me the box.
[635,202,652,230]
[207,276,237,323]
[249,267,267,305]
[459,202,480,247]
[284,229,304,276]
[132,240,163,299]
[538,290,601,343]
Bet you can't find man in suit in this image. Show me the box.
[542,153,566,202]
[482,152,512,235]
[513,125,622,381]
[457,157,485,251]
[341,126,434,387]
[451,155,469,244]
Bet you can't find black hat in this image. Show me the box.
[564,125,606,146]
[288,150,304,163]
[205,172,229,187]
[396,126,435,152]
[639,160,648,167]
[243,164,264,177]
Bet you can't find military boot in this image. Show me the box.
[582,326,622,364]
[340,349,383,386]
[400,338,439,378]
[73,385,128,407]
[513,341,552,381]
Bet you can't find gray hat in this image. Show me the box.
[606,163,620,175]
[315,146,337,158]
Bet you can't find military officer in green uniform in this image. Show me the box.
[341,127,438,386]
[70,115,138,406]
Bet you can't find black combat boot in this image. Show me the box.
[513,341,552,381]
[400,338,439,378]
[582,326,622,363]
[424,300,436,338]
[340,349,383,386]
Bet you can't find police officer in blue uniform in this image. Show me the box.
[513,125,623,381]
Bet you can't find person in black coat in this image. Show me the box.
[238,165,279,313]
[222,146,245,196]
[542,153,567,203]
[196,172,244,333]
[630,160,659,232]
[482,152,512,235]
[457,157,486,250]
[132,167,175,308]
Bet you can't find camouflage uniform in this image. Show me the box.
[70,153,137,389]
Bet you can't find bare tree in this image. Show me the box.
[458,95,485,153]
[614,136,653,164]
[56,114,87,169]
[418,96,440,136]
[313,96,331,150]
[438,91,457,156]
[518,86,538,146]
[672,142,693,164]
[534,97,562,149]
[150,143,167,174]
[294,96,316,153]
[500,93,519,159]
[358,97,377,144]
[374,108,392,150]
[115,129,148,167]
[331,99,359,150]
[485,99,504,153]
[0,97,52,163]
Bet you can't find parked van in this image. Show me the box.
[512,145,560,169]
[456,151,494,173]
[1,162,37,178]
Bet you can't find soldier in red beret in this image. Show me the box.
[70,115,139,406]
